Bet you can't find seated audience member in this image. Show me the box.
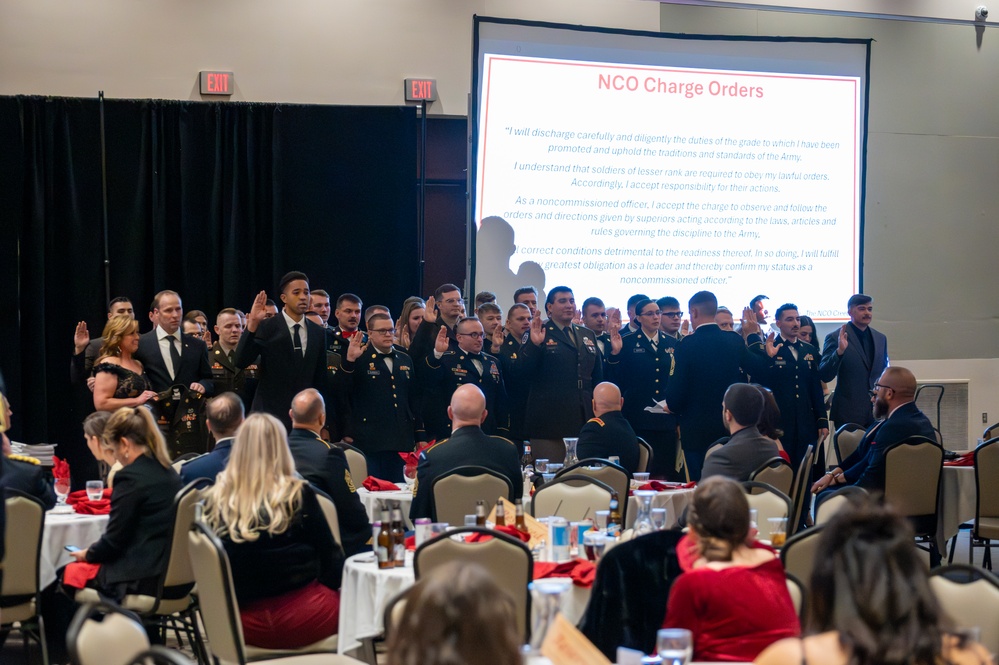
[810,366,935,494]
[178,391,244,484]
[92,315,158,412]
[387,561,521,665]
[287,388,372,557]
[82,410,122,488]
[577,382,640,472]
[755,499,990,665]
[0,393,56,509]
[663,476,799,661]
[69,407,182,599]
[202,413,343,650]
[755,384,790,463]
[410,384,522,520]
[701,384,781,482]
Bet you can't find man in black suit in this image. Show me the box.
[287,388,371,557]
[662,291,765,480]
[607,299,679,479]
[410,384,522,520]
[334,312,418,481]
[207,308,259,410]
[514,286,608,462]
[234,272,329,431]
[811,366,935,494]
[133,290,213,395]
[819,293,889,428]
[577,382,640,473]
[179,391,244,484]
[701,383,781,482]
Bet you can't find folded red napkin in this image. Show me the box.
[944,452,975,467]
[662,481,696,490]
[63,562,101,589]
[74,499,111,515]
[533,559,597,588]
[405,535,417,551]
[465,525,531,544]
[398,440,435,469]
[67,488,112,504]
[52,456,72,482]
[362,476,401,491]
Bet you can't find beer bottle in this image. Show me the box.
[475,499,487,526]
[514,498,528,534]
[377,509,393,569]
[521,444,534,474]
[390,504,406,566]
[495,497,506,527]
[608,492,623,537]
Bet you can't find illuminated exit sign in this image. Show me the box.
[200,71,234,96]
[404,78,437,102]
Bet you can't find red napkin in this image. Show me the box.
[52,456,71,482]
[944,451,975,467]
[533,559,597,588]
[662,481,696,490]
[74,499,111,515]
[405,535,417,551]
[362,476,401,492]
[465,525,531,544]
[63,562,101,589]
[398,440,436,469]
[67,488,112,505]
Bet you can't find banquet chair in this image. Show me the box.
[68,601,149,665]
[381,591,408,644]
[529,438,568,466]
[970,437,999,569]
[171,452,203,473]
[337,442,368,485]
[788,444,814,534]
[813,486,868,525]
[76,479,211,664]
[780,524,825,608]
[928,564,999,655]
[832,423,864,467]
[748,457,794,496]
[741,481,792,539]
[127,646,197,665]
[1,489,48,665]
[883,436,943,565]
[636,437,653,473]
[313,489,343,549]
[414,526,533,641]
[531,474,614,522]
[430,465,513,526]
[704,442,724,458]
[187,521,341,664]
[784,573,806,622]
[984,422,999,442]
[556,458,632,514]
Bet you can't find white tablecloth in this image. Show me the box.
[937,465,976,551]
[40,510,110,587]
[356,488,414,528]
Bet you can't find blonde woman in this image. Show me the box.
[69,406,181,599]
[81,410,122,488]
[92,315,158,412]
[202,413,343,649]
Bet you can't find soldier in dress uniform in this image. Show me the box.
[208,308,259,410]
[0,395,56,509]
[577,382,641,473]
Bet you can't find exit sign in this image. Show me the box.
[200,71,234,96]
[404,78,437,102]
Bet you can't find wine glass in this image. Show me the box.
[656,628,693,665]
[54,478,71,505]
[651,508,668,530]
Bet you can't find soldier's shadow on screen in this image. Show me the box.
[477,216,547,309]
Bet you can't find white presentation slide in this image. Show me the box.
[472,22,868,322]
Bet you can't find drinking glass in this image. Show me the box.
[767,516,788,547]
[535,458,549,473]
[583,530,607,562]
[656,628,693,665]
[546,463,564,476]
[86,480,104,501]
[464,514,477,527]
[562,437,579,467]
[54,478,71,505]
[541,472,556,485]
[594,509,610,531]
[651,508,668,530]
[632,490,656,536]
[633,472,651,484]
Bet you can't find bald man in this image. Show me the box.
[576,382,641,473]
[811,366,936,494]
[409,384,522,520]
[287,389,371,556]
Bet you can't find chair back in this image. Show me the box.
[1,489,45,602]
[984,423,999,442]
[314,488,344,548]
[69,601,150,665]
[741,481,792,539]
[338,442,369,485]
[929,564,999,655]
[531,474,613,521]
[636,437,653,473]
[788,445,814,535]
[833,423,864,466]
[748,457,794,496]
[430,465,513,526]
[187,521,247,665]
[127,645,197,665]
[159,479,212,593]
[557,458,631,516]
[813,486,868,525]
[704,442,724,458]
[414,526,533,641]
[975,438,999,536]
[883,436,943,534]
[780,524,825,604]
[171,452,203,472]
[784,573,806,622]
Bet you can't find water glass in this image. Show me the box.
[464,514,477,527]
[535,458,549,473]
[595,509,610,531]
[546,463,564,475]
[633,472,651,484]
[541,472,556,485]
[651,508,667,530]
[54,478,71,505]
[86,480,104,501]
[656,628,693,665]
[767,516,788,547]
[583,530,607,562]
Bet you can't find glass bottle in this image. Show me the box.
[390,505,406,566]
[377,511,393,569]
[475,500,487,526]
[632,490,656,536]
[607,492,623,537]
[495,498,506,527]
[515,498,528,534]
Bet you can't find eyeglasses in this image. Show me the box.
[457,332,484,339]
[661,311,684,318]
[368,328,394,335]
[869,383,895,397]
[442,298,465,305]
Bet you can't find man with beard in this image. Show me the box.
[810,366,935,494]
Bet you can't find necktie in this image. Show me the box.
[227,349,235,365]
[168,335,181,380]
[293,324,303,356]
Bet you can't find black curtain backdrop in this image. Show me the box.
[0,96,418,446]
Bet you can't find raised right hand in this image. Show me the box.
[765,332,783,358]
[74,321,90,353]
[837,324,849,355]
[246,290,268,332]
[529,315,546,346]
[490,325,505,352]
[423,296,438,324]
[346,326,368,362]
[434,325,450,354]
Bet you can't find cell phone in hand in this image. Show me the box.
[64,545,82,553]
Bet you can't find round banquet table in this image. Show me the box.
[356,488,414,528]
[524,486,695,529]
[40,509,110,587]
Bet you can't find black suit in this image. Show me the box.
[134,327,214,393]
[410,425,523,520]
[422,349,510,439]
[0,455,56,510]
[287,428,372,557]
[234,314,328,430]
[577,411,640,473]
[819,323,888,427]
[86,455,183,591]
[700,427,781,482]
[841,402,936,491]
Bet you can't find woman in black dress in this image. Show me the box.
[92,315,158,412]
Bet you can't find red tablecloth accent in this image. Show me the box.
[533,559,596,588]
[63,562,101,589]
[944,452,975,467]
[630,480,695,495]
[362,477,401,491]
[466,525,531,544]
[67,488,112,504]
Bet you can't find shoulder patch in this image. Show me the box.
[8,454,40,465]
[587,417,605,427]
[344,469,357,493]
